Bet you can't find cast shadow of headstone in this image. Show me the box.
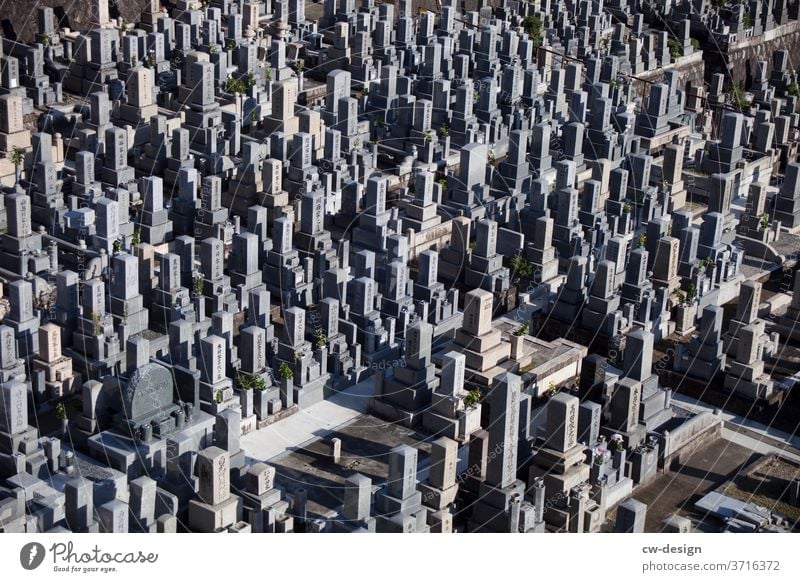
[53,7,70,30]
[1,19,17,41]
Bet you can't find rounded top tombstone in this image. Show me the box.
[121,362,175,421]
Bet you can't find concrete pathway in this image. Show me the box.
[241,377,376,462]
[672,392,800,454]
[242,374,800,468]
[720,427,800,464]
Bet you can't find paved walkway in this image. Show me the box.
[241,377,377,462]
[720,427,800,464]
[242,375,800,466]
[671,392,800,460]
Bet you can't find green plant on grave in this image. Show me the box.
[374,117,385,128]
[514,321,530,336]
[760,212,770,229]
[279,361,294,381]
[675,289,686,306]
[209,44,218,55]
[437,178,447,190]
[691,38,700,51]
[522,15,543,49]
[90,311,102,335]
[10,146,24,184]
[667,38,683,60]
[41,33,51,47]
[253,375,267,391]
[122,303,129,326]
[726,81,748,110]
[638,233,647,248]
[264,69,272,82]
[547,381,559,396]
[237,371,253,390]
[506,253,534,279]
[622,202,631,214]
[112,238,122,253]
[225,39,237,51]
[686,282,696,302]
[193,275,204,296]
[226,76,246,94]
[315,328,328,349]
[473,90,480,103]
[788,83,800,98]
[593,453,605,466]
[438,125,449,137]
[743,12,753,30]
[423,130,432,144]
[469,241,477,252]
[464,389,481,408]
[55,402,68,421]
[131,227,141,247]
[214,390,223,404]
[246,71,256,88]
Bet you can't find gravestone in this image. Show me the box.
[196,446,231,506]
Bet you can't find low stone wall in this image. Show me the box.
[631,21,800,92]
[662,370,793,431]
[706,21,800,86]
[632,51,706,95]
[3,0,150,42]
[661,411,723,470]
[736,235,785,265]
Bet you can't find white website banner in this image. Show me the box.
[1,534,797,582]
